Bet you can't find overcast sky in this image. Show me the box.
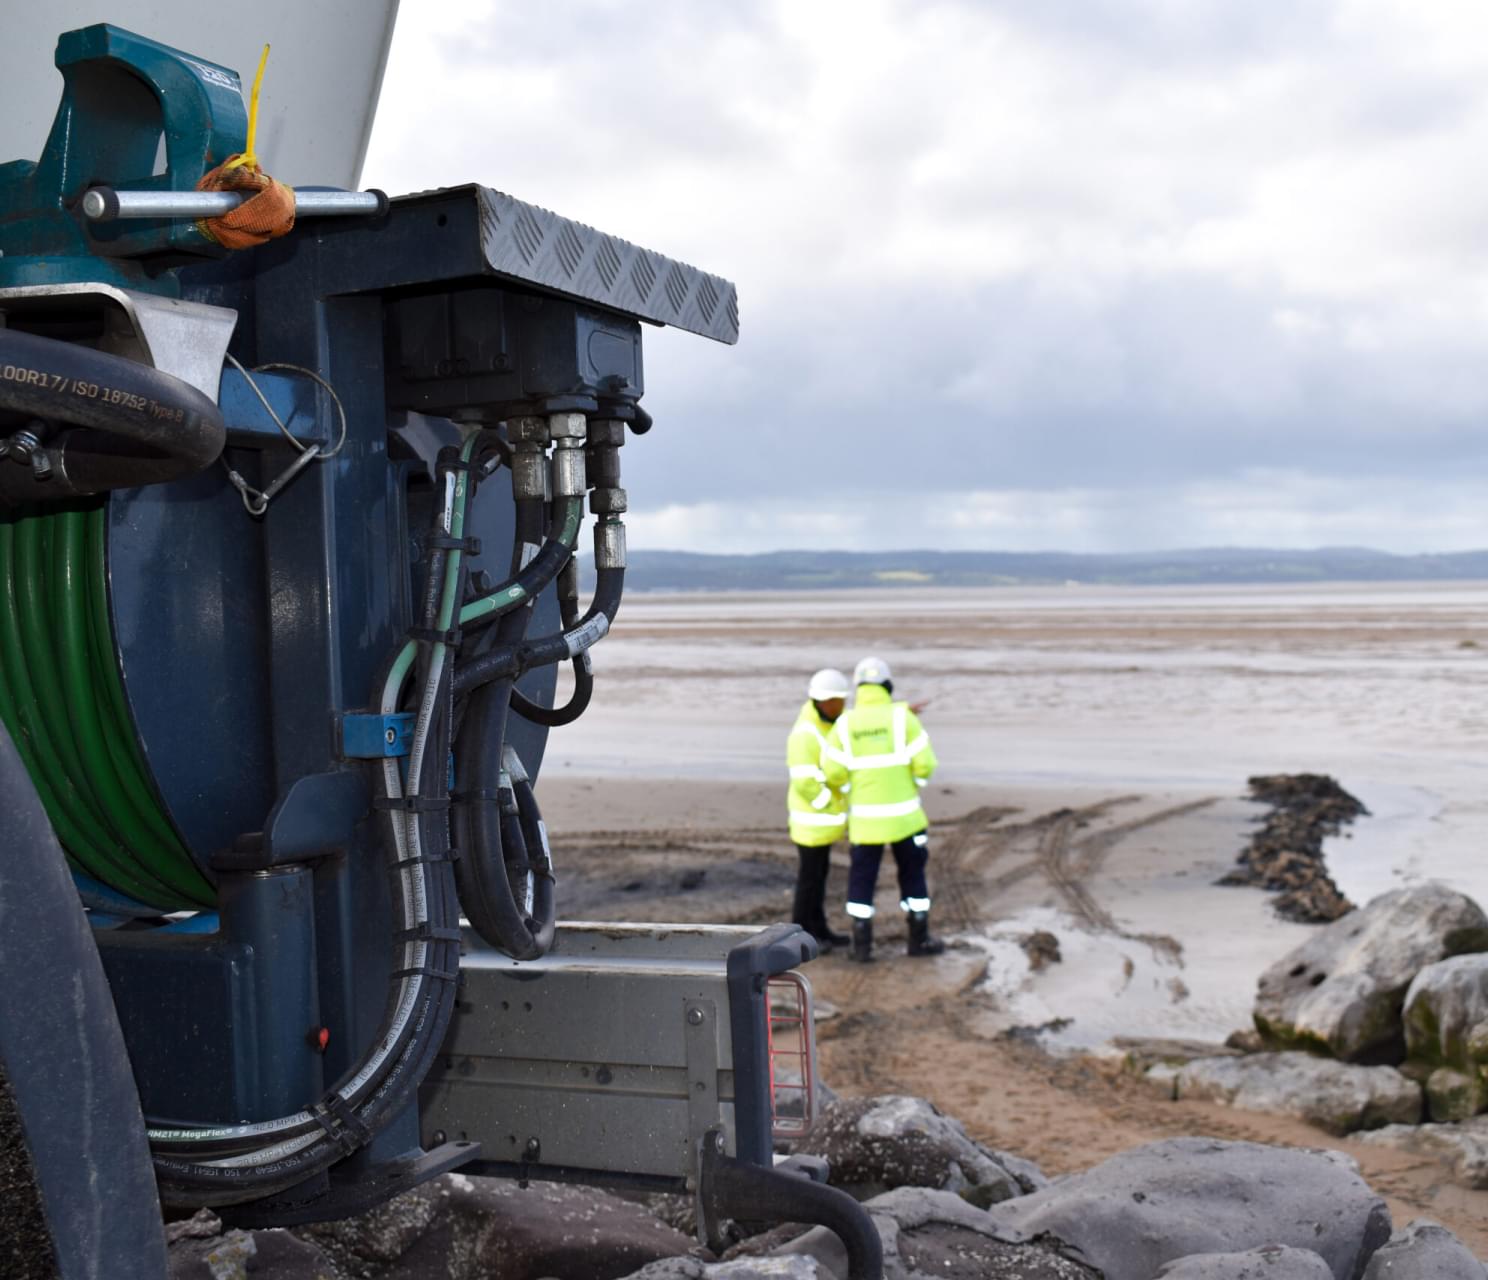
[364,0,1488,554]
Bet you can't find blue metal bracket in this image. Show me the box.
[342,713,414,759]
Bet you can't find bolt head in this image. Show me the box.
[687,1007,705,1025]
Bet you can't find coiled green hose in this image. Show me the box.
[0,504,213,909]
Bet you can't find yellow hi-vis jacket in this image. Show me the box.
[786,700,848,847]
[822,684,937,844]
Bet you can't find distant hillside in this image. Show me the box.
[581,547,1488,592]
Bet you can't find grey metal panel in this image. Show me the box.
[471,187,740,346]
[422,923,758,1181]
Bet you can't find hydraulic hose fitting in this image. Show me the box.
[549,413,587,499]
[508,415,550,501]
[591,486,627,517]
[585,418,625,489]
[594,514,627,571]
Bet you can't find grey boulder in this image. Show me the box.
[984,1137,1391,1280]
[1155,1245,1334,1277]
[297,1171,692,1280]
[1402,954,1488,1118]
[792,1095,1047,1208]
[1254,884,1488,1062]
[774,1186,1098,1280]
[1360,1219,1486,1279]
[1355,1118,1488,1189]
[621,1257,825,1279]
[1174,1053,1421,1134]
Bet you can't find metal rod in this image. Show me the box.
[81,187,386,223]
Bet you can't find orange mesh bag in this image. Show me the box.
[194,157,296,250]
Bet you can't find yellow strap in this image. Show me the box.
[224,44,271,173]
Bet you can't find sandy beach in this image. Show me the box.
[537,581,1488,1250]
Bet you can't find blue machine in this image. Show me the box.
[0,24,884,1280]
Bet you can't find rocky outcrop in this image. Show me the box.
[766,1186,1099,1280]
[1402,954,1488,1119]
[1154,1246,1334,1278]
[1174,1053,1421,1135]
[984,1137,1391,1280]
[1253,884,1488,1062]
[1356,1117,1488,1189]
[1359,1219,1487,1280]
[167,1224,339,1279]
[1220,774,1365,923]
[791,1095,1047,1208]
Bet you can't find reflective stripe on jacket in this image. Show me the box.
[786,700,847,847]
[822,684,936,844]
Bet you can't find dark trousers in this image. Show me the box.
[847,833,929,914]
[791,843,834,935]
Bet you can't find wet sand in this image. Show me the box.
[537,582,1488,1250]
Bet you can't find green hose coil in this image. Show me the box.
[0,503,214,909]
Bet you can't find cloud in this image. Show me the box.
[366,0,1488,552]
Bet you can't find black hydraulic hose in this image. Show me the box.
[452,488,552,957]
[509,651,593,726]
[451,564,624,697]
[512,777,556,953]
[0,328,226,504]
[509,588,594,726]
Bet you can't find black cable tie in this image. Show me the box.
[422,533,482,554]
[391,963,460,982]
[311,1096,371,1156]
[408,624,463,646]
[395,847,460,869]
[373,794,450,813]
[394,923,464,943]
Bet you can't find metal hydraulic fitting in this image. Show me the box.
[594,516,627,570]
[508,415,549,501]
[551,438,587,497]
[585,418,625,490]
[590,486,627,516]
[547,412,586,441]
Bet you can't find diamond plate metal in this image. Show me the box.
[476,187,739,345]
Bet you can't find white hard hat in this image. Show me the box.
[807,668,851,701]
[854,655,892,686]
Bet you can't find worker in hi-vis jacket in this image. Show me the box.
[785,668,852,950]
[822,655,944,963]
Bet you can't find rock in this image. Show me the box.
[1174,1053,1421,1135]
[296,1172,692,1280]
[1360,1219,1486,1279]
[772,1186,1098,1280]
[1021,930,1062,971]
[168,1227,340,1280]
[1115,1037,1239,1074]
[1362,1220,1486,1279]
[1403,954,1488,1117]
[1155,1245,1334,1277]
[792,1095,1047,1208]
[984,1137,1391,1280]
[1226,1029,1266,1055]
[1254,884,1488,1063]
[1426,1068,1487,1124]
[1356,1118,1488,1189]
[621,1257,824,1279]
[1221,774,1366,923]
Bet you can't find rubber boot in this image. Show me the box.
[906,910,945,957]
[812,917,850,949]
[849,918,874,963]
